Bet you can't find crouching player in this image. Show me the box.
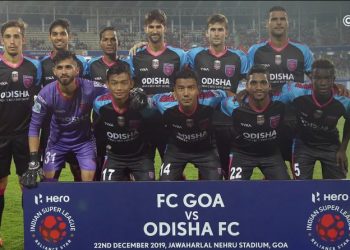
[152,69,226,181]
[21,51,107,187]
[221,64,290,180]
[93,64,155,181]
[282,59,350,179]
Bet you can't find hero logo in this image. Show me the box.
[269,73,294,81]
[34,193,70,205]
[312,192,349,203]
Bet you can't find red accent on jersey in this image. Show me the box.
[209,46,228,58]
[295,82,312,89]
[311,88,335,108]
[102,56,117,67]
[178,101,198,117]
[159,94,176,102]
[199,91,215,99]
[248,96,271,113]
[268,39,289,53]
[146,43,167,57]
[111,93,128,114]
[1,54,24,69]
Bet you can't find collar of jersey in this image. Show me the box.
[146,43,167,57]
[268,38,289,53]
[311,87,335,108]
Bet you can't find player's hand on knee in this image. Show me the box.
[20,153,44,188]
[129,88,147,110]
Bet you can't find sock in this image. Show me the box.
[0,188,5,228]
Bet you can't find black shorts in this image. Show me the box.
[0,134,30,178]
[101,153,155,181]
[292,138,347,179]
[159,144,222,181]
[228,150,290,180]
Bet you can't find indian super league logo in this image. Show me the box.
[214,60,221,70]
[275,55,282,65]
[23,75,34,88]
[257,115,265,125]
[152,59,160,69]
[12,71,19,82]
[287,59,298,72]
[163,63,174,76]
[225,65,236,77]
[117,116,125,127]
[186,119,194,128]
[269,115,281,128]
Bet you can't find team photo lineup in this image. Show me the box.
[0,1,350,247]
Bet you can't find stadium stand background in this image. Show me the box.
[0,1,349,84]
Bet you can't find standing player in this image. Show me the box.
[187,14,249,179]
[221,65,290,180]
[0,20,41,246]
[127,9,187,161]
[281,59,350,179]
[40,18,88,181]
[87,26,131,180]
[93,63,155,181]
[152,69,226,181]
[21,51,106,186]
[247,6,314,167]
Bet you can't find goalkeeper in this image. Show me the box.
[21,51,108,187]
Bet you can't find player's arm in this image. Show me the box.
[336,118,350,172]
[220,96,238,117]
[129,41,148,56]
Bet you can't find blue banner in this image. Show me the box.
[23,181,350,250]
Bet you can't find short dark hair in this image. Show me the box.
[106,63,131,82]
[312,59,335,76]
[144,9,167,26]
[52,50,77,65]
[99,26,116,40]
[1,20,25,37]
[174,68,199,86]
[247,64,270,79]
[49,18,70,35]
[207,14,228,30]
[269,6,287,14]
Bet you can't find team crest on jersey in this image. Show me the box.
[214,60,221,70]
[117,116,125,127]
[129,120,141,129]
[257,115,265,125]
[225,65,235,77]
[287,59,298,72]
[152,59,159,69]
[186,119,194,128]
[269,115,280,128]
[199,119,210,129]
[313,110,323,119]
[12,71,19,82]
[163,63,174,76]
[275,55,282,65]
[23,75,34,88]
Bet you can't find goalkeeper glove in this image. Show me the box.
[20,152,44,188]
[129,88,147,110]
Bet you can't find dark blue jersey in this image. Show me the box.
[127,45,187,95]
[187,47,249,92]
[93,93,153,157]
[40,52,88,87]
[248,40,313,90]
[221,96,285,156]
[281,82,350,146]
[0,56,41,136]
[86,56,131,84]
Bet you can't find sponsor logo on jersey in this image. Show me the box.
[214,60,221,70]
[201,78,231,87]
[176,131,208,142]
[141,78,170,85]
[240,123,252,128]
[152,59,159,69]
[12,71,19,82]
[106,130,139,141]
[269,73,294,81]
[269,115,280,128]
[139,68,148,72]
[225,65,235,77]
[287,59,297,72]
[242,130,277,141]
[200,68,209,71]
[23,75,34,88]
[0,90,29,99]
[45,76,55,81]
[275,55,282,65]
[163,63,174,76]
[0,81,8,86]
[256,115,265,125]
[104,122,114,127]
